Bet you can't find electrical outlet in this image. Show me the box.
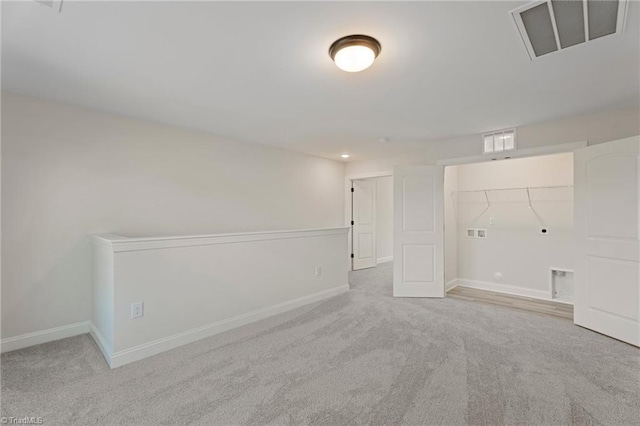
[131,302,144,319]
[477,229,487,238]
[315,266,322,277]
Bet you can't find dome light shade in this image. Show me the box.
[329,35,381,72]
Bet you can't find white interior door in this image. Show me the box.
[352,179,377,270]
[574,136,640,346]
[393,165,444,297]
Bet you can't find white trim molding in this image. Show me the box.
[1,321,91,354]
[345,171,392,271]
[91,227,349,253]
[447,278,552,301]
[377,256,393,264]
[345,171,393,181]
[100,284,349,368]
[445,279,459,292]
[89,323,113,368]
[437,141,587,166]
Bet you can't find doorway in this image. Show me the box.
[391,136,639,346]
[443,152,576,311]
[347,174,393,271]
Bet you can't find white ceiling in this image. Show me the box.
[2,1,639,162]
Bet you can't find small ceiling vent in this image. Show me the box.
[511,0,629,59]
[33,0,63,12]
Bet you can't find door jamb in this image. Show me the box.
[441,140,585,297]
[436,141,589,166]
[345,172,392,271]
[437,141,587,166]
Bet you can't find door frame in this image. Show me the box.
[440,140,587,300]
[437,141,587,166]
[346,141,587,275]
[440,141,586,295]
[345,172,392,271]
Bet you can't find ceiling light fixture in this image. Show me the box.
[341,153,351,159]
[329,35,381,73]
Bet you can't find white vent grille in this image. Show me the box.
[33,0,64,12]
[511,0,628,60]
[483,129,516,154]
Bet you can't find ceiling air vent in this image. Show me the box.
[33,0,64,12]
[511,0,629,60]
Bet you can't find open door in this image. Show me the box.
[393,165,444,297]
[352,179,377,270]
[574,136,640,346]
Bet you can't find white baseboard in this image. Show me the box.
[103,284,350,369]
[89,324,113,368]
[445,279,458,291]
[377,256,393,264]
[1,321,91,354]
[451,278,552,301]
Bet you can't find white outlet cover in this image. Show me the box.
[131,302,144,319]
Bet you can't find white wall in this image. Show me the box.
[345,107,640,176]
[454,153,574,297]
[91,228,349,368]
[373,176,393,262]
[1,93,346,341]
[456,153,574,191]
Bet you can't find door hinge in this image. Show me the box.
[351,253,354,259]
[351,220,354,226]
[351,187,354,192]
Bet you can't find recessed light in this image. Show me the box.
[329,35,381,73]
[341,154,351,159]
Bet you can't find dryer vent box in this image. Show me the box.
[551,269,574,303]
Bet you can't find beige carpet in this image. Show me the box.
[2,262,639,425]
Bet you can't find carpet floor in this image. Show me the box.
[2,262,639,425]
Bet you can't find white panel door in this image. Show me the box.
[574,136,640,346]
[393,165,444,297]
[352,180,377,270]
